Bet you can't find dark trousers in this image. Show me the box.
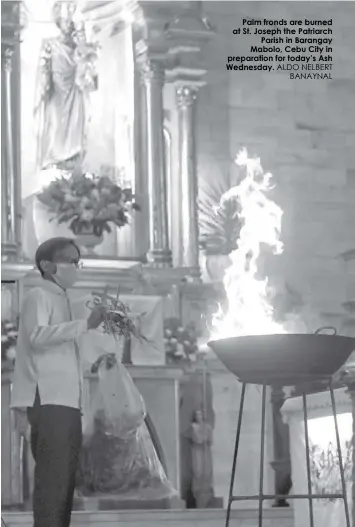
[27,390,82,527]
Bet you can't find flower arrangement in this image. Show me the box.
[310,440,352,501]
[164,317,199,364]
[1,319,18,368]
[87,288,147,343]
[37,165,140,237]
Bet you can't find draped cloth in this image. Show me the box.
[35,38,88,169]
[281,389,352,527]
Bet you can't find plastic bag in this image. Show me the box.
[84,356,146,440]
[79,355,177,500]
[79,421,177,500]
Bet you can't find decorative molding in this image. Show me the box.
[168,44,201,55]
[1,261,34,282]
[281,387,351,425]
[2,508,294,524]
[20,259,142,293]
[165,3,215,42]
[167,67,207,87]
[139,57,165,84]
[175,85,198,107]
[1,46,13,72]
[86,365,184,381]
[1,1,23,44]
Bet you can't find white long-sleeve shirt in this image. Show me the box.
[10,279,118,410]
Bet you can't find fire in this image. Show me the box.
[210,148,285,339]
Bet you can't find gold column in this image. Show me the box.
[165,1,214,274]
[175,85,200,276]
[1,45,18,261]
[139,56,172,266]
[1,0,22,262]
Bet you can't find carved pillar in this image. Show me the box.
[138,55,172,266]
[2,46,17,260]
[1,1,22,262]
[175,84,200,275]
[165,1,214,275]
[270,386,292,506]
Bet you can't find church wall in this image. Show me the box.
[197,1,355,330]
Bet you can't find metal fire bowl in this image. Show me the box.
[208,334,355,386]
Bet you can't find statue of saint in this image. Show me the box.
[190,409,214,508]
[34,1,98,170]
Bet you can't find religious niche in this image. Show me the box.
[21,0,137,259]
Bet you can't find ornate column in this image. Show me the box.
[165,2,214,276]
[175,84,200,275]
[136,42,172,266]
[142,58,171,266]
[1,2,22,262]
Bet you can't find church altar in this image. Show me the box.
[1,365,183,509]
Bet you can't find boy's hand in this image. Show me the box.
[87,305,106,330]
[91,353,117,373]
[105,352,117,369]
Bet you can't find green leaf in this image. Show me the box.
[198,177,242,256]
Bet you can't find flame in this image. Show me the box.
[210,148,285,339]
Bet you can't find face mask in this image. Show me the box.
[53,263,79,290]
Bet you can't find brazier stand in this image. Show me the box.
[208,332,355,527]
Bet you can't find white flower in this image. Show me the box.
[90,189,100,200]
[7,331,18,338]
[80,196,92,208]
[165,329,172,338]
[64,193,78,203]
[177,327,184,333]
[1,335,8,343]
[5,322,14,329]
[80,210,95,222]
[125,201,133,212]
[174,344,185,357]
[6,347,16,361]
[170,337,178,345]
[197,343,209,355]
[183,340,190,347]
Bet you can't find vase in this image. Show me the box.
[75,232,104,256]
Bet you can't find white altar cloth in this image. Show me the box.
[281,389,352,527]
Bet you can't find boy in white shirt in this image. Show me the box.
[11,237,105,527]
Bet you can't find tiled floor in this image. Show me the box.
[2,508,294,527]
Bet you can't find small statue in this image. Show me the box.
[190,409,214,508]
[34,0,98,170]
